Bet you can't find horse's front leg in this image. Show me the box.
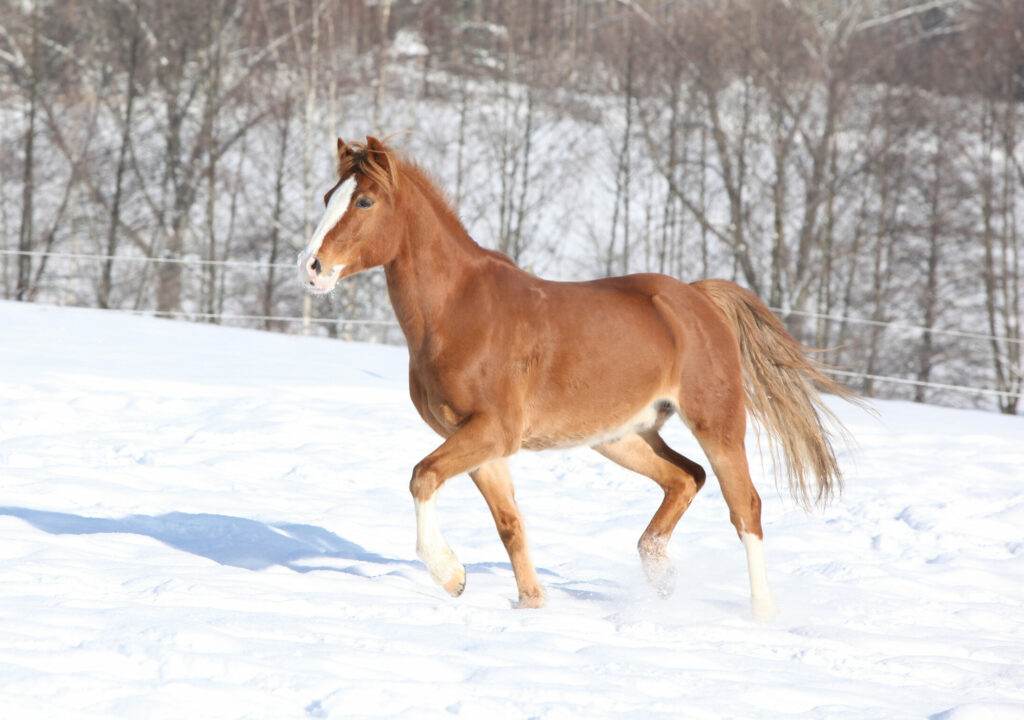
[470,459,544,608]
[410,413,514,598]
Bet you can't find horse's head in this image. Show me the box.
[297,136,401,294]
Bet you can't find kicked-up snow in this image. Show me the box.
[1,300,1022,719]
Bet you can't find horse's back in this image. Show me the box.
[561,273,737,354]
[480,268,736,378]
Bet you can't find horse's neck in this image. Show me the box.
[384,193,485,353]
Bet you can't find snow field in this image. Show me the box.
[1,300,1023,719]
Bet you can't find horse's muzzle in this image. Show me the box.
[297,252,343,294]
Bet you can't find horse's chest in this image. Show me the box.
[408,365,474,436]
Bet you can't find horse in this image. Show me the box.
[297,135,857,620]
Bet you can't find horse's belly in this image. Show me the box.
[520,397,677,451]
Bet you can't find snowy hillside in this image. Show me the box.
[1,300,1022,720]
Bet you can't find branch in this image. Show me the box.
[854,0,959,32]
[0,21,26,70]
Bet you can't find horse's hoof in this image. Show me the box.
[751,593,778,623]
[442,566,466,597]
[652,565,676,599]
[515,589,545,609]
[641,552,676,597]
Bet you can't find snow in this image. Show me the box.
[1,299,1023,720]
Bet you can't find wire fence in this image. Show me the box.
[106,308,398,327]
[2,247,1021,404]
[0,248,296,270]
[826,369,1020,400]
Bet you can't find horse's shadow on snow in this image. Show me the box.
[0,507,593,600]
[0,506,408,575]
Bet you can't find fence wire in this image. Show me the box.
[3,247,1020,403]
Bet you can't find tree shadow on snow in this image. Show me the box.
[0,505,411,575]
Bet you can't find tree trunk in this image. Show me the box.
[15,3,39,302]
[100,11,140,309]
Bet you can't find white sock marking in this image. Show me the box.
[741,531,777,620]
[415,497,461,586]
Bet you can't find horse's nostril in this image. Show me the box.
[310,257,322,274]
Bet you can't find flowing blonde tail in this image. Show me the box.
[695,279,858,508]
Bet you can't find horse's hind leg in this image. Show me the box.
[593,431,706,596]
[470,459,544,608]
[692,426,777,621]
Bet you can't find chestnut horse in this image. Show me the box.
[297,136,855,620]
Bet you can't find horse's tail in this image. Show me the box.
[694,279,857,508]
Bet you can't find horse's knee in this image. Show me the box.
[409,461,441,501]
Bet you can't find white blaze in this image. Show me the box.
[297,176,357,273]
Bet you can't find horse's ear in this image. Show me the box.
[337,137,351,157]
[366,135,387,164]
[365,135,395,184]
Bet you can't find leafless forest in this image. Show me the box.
[1,0,1021,412]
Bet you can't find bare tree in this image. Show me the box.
[99,0,143,308]
[7,0,42,301]
[967,1,1024,412]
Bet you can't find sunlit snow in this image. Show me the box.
[1,301,1022,719]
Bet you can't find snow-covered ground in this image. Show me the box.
[1,299,1022,720]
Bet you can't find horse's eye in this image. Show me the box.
[356,196,375,209]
